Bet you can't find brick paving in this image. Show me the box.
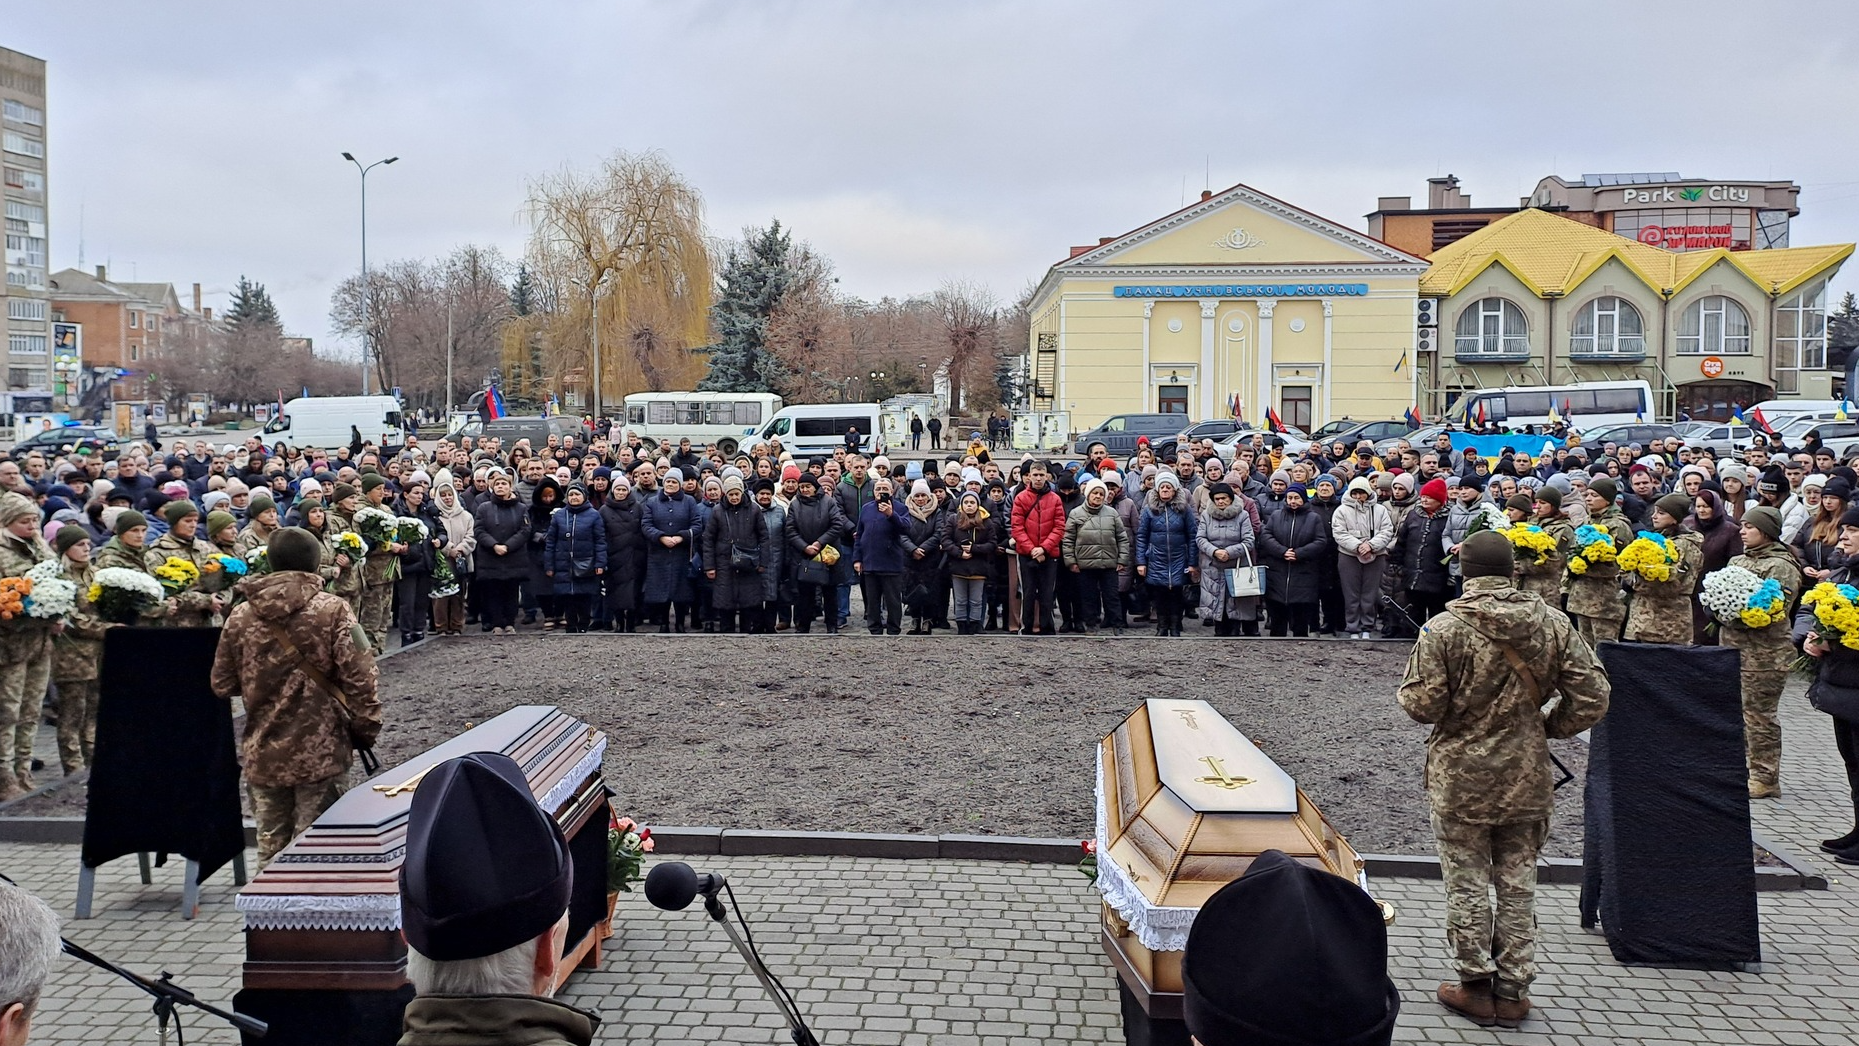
[4,682,1857,1044]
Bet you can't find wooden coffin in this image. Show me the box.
[232,706,611,1045]
[1097,699,1371,1019]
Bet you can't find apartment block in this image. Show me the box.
[1,46,48,395]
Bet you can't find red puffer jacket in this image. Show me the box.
[1011,486,1066,558]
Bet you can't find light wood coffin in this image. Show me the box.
[1097,698,1368,1019]
[236,705,613,993]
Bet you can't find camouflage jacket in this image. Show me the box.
[1513,516,1574,603]
[326,510,364,596]
[233,520,277,559]
[1720,540,1804,670]
[209,570,381,787]
[1622,529,1703,645]
[1399,575,1612,824]
[51,558,107,682]
[92,538,165,624]
[1565,507,1633,619]
[0,528,54,663]
[145,531,221,627]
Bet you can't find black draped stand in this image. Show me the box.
[77,626,246,919]
[1581,642,1759,968]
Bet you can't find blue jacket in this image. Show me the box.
[854,500,909,574]
[1136,492,1198,588]
[545,500,608,596]
[640,490,702,605]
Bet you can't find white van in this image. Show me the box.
[746,403,885,458]
[262,396,405,452]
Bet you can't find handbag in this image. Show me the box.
[1221,546,1267,599]
[1808,677,1859,725]
[730,543,760,573]
[797,559,832,585]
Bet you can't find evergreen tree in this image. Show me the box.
[224,275,282,330]
[697,221,795,392]
[1831,291,1859,352]
[510,264,536,317]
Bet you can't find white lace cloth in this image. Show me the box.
[238,736,608,932]
[1095,750,1200,953]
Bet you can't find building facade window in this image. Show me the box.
[1676,295,1751,355]
[3,234,44,267]
[4,267,44,289]
[0,133,43,159]
[1453,297,1529,357]
[1,100,42,126]
[1569,296,1646,357]
[6,298,45,321]
[1157,385,1188,414]
[129,343,140,362]
[8,333,47,355]
[1774,280,1828,394]
[3,201,43,223]
[1,167,42,195]
[129,311,138,329]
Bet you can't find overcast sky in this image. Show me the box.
[12,0,1859,359]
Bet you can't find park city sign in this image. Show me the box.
[1616,184,1754,206]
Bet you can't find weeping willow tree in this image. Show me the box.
[523,150,712,411]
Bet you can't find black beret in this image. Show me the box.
[1183,850,1398,1046]
[267,527,324,574]
[400,752,572,962]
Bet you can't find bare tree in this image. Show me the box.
[330,246,515,409]
[764,246,853,400]
[524,150,712,408]
[932,280,1001,412]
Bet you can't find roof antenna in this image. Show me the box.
[1181,174,1186,208]
[1205,154,1210,193]
[77,201,84,269]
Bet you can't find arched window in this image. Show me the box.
[1676,295,1751,354]
[1453,298,1529,357]
[1569,297,1645,357]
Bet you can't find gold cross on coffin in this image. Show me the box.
[372,764,436,797]
[1195,756,1254,791]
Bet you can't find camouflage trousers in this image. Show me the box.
[1431,813,1551,997]
[1572,612,1623,651]
[1742,667,1787,788]
[360,583,394,654]
[250,771,345,867]
[0,641,52,780]
[53,679,97,775]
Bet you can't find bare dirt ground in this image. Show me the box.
[364,634,1589,857]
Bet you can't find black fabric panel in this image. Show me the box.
[1118,979,1191,1046]
[233,985,416,1046]
[1582,642,1759,966]
[82,626,245,882]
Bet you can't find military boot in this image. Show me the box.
[1748,777,1780,799]
[1493,993,1532,1029]
[1436,981,1496,1026]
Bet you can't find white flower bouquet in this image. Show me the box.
[23,560,76,620]
[91,566,165,624]
[1699,565,1764,624]
[352,506,400,551]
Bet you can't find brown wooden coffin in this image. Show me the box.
[237,705,612,993]
[1097,699,1375,1019]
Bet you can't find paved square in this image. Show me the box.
[4,685,1856,1044]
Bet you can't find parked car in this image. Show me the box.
[1374,424,1454,458]
[1673,420,1754,459]
[446,415,591,449]
[1307,418,1365,443]
[1212,424,1313,460]
[1585,424,1682,448]
[1071,413,1198,457]
[1798,421,1859,460]
[1322,420,1417,448]
[1156,419,1246,460]
[12,424,119,460]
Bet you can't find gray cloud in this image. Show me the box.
[13,0,1858,360]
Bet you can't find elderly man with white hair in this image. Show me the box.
[0,880,61,1046]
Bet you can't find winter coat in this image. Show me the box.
[899,505,945,608]
[1196,500,1259,622]
[528,484,563,596]
[1136,491,1197,589]
[854,500,909,574]
[432,490,478,576]
[835,477,877,543]
[1331,486,1395,560]
[1793,519,1848,579]
[701,498,769,610]
[395,500,439,578]
[759,502,790,603]
[1011,486,1067,559]
[546,500,608,596]
[784,491,850,586]
[1258,501,1329,605]
[598,491,647,611]
[1794,561,1859,721]
[640,490,702,605]
[472,493,531,581]
[1395,505,1453,595]
[1443,498,1482,580]
[941,509,999,582]
[1064,502,1130,572]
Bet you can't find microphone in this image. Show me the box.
[644,861,725,911]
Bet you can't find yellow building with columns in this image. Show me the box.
[1026,183,1428,433]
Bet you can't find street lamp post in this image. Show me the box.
[341,152,398,395]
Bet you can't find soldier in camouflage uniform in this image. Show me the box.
[1513,488,1573,606]
[50,526,107,775]
[1566,476,1632,647]
[1621,493,1704,646]
[210,527,380,866]
[1399,530,1610,1029]
[144,500,223,627]
[92,510,154,574]
[233,493,281,559]
[0,492,57,799]
[1721,505,1803,798]
[326,483,365,618]
[357,474,408,653]
[296,499,344,588]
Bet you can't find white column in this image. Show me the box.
[1321,299,1334,425]
[1256,299,1276,420]
[1142,301,1155,412]
[1199,298,1219,419]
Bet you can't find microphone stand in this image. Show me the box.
[59,937,269,1044]
[702,888,820,1046]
